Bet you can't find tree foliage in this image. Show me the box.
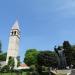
[23,41,75,69]
[37,51,57,67]
[24,49,39,66]
[8,57,15,70]
[1,65,10,72]
[0,53,7,61]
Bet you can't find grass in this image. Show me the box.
[0,72,67,75]
[56,74,67,75]
[0,72,27,75]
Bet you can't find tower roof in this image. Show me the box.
[12,20,20,30]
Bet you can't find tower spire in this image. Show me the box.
[12,20,20,30]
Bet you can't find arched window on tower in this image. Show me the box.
[11,32,14,35]
[14,31,16,35]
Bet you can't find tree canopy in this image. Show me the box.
[24,49,39,66]
[37,51,57,67]
[8,57,15,70]
[0,53,7,61]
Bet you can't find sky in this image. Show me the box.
[0,0,75,62]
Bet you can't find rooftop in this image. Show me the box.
[12,20,20,30]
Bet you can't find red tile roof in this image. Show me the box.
[20,64,28,67]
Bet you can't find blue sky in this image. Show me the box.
[0,0,75,62]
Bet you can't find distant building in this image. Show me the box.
[6,20,20,68]
[15,63,30,70]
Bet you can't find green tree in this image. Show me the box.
[24,49,39,66]
[36,51,57,74]
[0,53,7,61]
[1,65,10,72]
[37,51,57,67]
[0,63,1,71]
[8,57,15,70]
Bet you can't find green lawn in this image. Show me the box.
[0,72,67,75]
[0,72,27,75]
[57,74,67,75]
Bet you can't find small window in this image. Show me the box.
[14,31,16,35]
[11,32,13,35]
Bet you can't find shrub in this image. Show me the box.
[32,71,39,75]
[41,72,49,75]
[1,65,10,72]
[26,72,30,75]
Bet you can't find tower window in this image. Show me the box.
[11,32,13,35]
[14,31,16,35]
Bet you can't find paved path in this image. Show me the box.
[70,70,75,75]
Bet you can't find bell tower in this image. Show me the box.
[6,20,20,68]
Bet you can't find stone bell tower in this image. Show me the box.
[6,20,20,68]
